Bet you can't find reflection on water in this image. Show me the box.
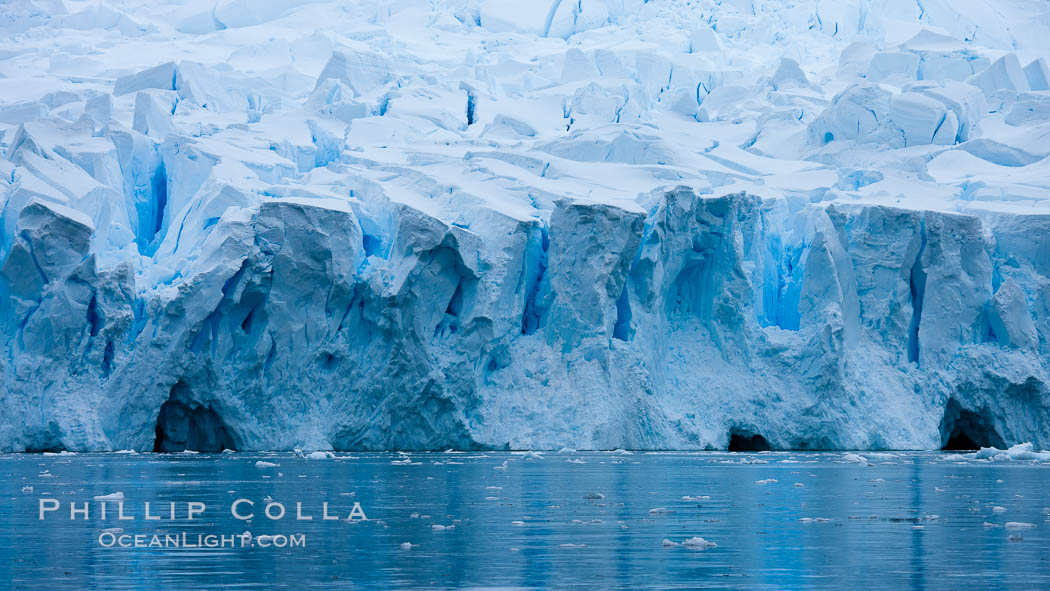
[1,451,1048,589]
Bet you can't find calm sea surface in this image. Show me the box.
[1,451,1048,590]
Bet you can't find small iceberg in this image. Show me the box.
[682,537,717,550]
[93,492,125,501]
[972,443,1050,462]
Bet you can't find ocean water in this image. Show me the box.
[1,451,1048,590]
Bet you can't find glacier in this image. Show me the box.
[1,0,1050,451]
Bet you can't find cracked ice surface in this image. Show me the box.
[1,0,1050,451]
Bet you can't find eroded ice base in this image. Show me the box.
[2,1,1050,450]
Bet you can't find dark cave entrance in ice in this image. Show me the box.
[939,399,1005,451]
[728,431,771,452]
[153,382,236,452]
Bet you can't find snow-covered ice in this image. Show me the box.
[681,536,718,549]
[1,0,1050,451]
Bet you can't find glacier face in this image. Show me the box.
[1,0,1049,451]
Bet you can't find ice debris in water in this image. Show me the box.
[756,479,778,485]
[681,537,718,550]
[971,443,1050,462]
[306,451,334,459]
[1006,522,1036,529]
[93,492,124,501]
[255,461,279,468]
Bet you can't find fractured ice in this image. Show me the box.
[1,0,1050,451]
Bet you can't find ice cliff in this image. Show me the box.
[1,0,1050,451]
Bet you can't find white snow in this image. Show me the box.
[1,0,1050,452]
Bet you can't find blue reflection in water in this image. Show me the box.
[1,451,1049,590]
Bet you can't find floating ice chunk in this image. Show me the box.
[1006,522,1036,529]
[93,492,124,501]
[755,479,778,485]
[842,453,867,464]
[522,451,544,460]
[794,483,805,488]
[399,542,415,550]
[984,522,1001,528]
[432,524,454,531]
[306,451,334,460]
[255,461,279,468]
[681,537,717,550]
[584,492,605,500]
[649,507,672,515]
[21,486,33,493]
[559,543,587,548]
[511,521,525,526]
[973,443,1050,462]
[992,506,1008,513]
[682,495,710,501]
[662,539,680,547]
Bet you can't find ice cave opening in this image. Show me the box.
[728,431,771,452]
[153,383,237,452]
[939,399,1006,451]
